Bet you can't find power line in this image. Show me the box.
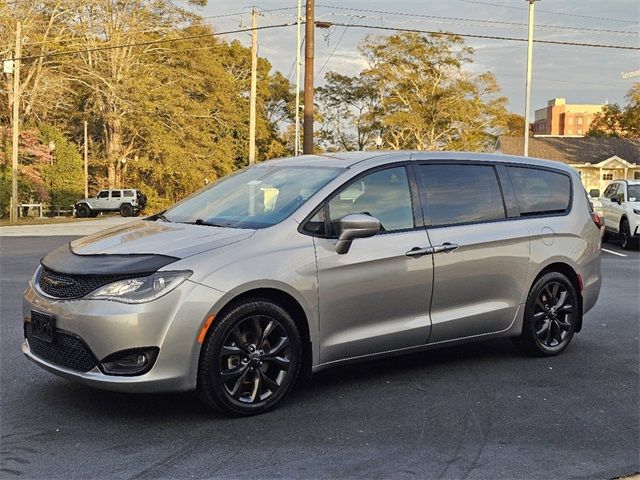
[316,5,639,37]
[323,22,640,51]
[315,21,351,80]
[2,23,297,63]
[452,0,639,25]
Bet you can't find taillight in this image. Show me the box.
[591,212,602,229]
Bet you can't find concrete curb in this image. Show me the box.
[0,217,133,237]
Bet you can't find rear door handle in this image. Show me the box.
[433,242,459,254]
[406,246,434,258]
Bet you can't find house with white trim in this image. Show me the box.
[497,136,640,193]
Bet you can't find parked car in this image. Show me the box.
[75,189,147,218]
[599,180,640,250]
[23,152,602,416]
[587,188,606,238]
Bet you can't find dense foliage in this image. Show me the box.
[587,83,640,138]
[1,2,521,216]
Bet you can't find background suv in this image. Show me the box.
[599,180,640,250]
[75,189,147,218]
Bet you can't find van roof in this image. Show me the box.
[262,150,577,174]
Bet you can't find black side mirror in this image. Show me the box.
[589,189,600,198]
[335,214,380,254]
[611,195,621,204]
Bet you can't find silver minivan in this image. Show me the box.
[22,152,602,415]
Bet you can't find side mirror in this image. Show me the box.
[611,195,621,204]
[589,189,600,198]
[335,214,380,254]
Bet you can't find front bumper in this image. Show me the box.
[22,279,224,393]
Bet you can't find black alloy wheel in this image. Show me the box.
[513,272,578,356]
[197,299,302,415]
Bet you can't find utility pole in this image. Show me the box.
[10,21,21,223]
[83,120,89,198]
[294,0,302,155]
[249,7,258,165]
[303,0,314,155]
[523,0,539,157]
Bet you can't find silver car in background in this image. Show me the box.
[22,152,602,415]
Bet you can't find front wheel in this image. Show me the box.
[512,272,578,356]
[197,299,302,416]
[75,204,90,218]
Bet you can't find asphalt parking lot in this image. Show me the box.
[1,236,638,480]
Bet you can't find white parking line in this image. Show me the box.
[602,248,627,257]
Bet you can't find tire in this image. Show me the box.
[119,203,134,217]
[90,211,99,218]
[76,204,90,218]
[602,229,611,243]
[620,218,635,250]
[197,299,302,416]
[512,272,578,357]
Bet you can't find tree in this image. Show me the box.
[358,32,508,151]
[317,72,379,151]
[588,82,640,138]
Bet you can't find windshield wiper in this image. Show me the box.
[182,219,229,228]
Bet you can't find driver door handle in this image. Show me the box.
[406,246,434,258]
[433,242,459,254]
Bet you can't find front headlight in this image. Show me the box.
[633,209,640,215]
[86,271,192,304]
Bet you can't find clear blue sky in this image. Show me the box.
[186,0,639,119]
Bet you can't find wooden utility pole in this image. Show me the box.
[249,7,258,165]
[83,120,89,198]
[294,0,302,155]
[523,0,538,156]
[10,21,21,223]
[303,0,314,154]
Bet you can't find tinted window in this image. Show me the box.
[419,164,505,226]
[507,167,571,215]
[97,191,109,198]
[327,166,414,235]
[123,190,134,197]
[603,183,618,198]
[111,190,122,198]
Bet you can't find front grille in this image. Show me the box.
[25,321,98,372]
[37,266,141,299]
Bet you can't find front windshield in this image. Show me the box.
[164,165,342,229]
[627,185,640,201]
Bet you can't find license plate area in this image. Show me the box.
[31,311,55,343]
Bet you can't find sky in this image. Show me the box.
[184,0,639,119]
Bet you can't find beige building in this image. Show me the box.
[531,98,604,137]
[497,136,640,193]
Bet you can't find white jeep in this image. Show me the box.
[599,180,640,250]
[75,189,147,218]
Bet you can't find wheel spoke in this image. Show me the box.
[550,283,560,302]
[266,336,289,356]
[221,345,244,357]
[554,291,567,309]
[250,316,263,345]
[231,327,249,353]
[556,318,571,329]
[259,368,281,392]
[249,369,261,403]
[259,320,276,348]
[536,320,550,337]
[544,321,553,346]
[559,304,573,313]
[263,355,290,371]
[221,364,249,383]
[533,311,546,321]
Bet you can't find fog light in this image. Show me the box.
[100,347,159,376]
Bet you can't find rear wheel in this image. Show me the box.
[620,218,635,250]
[76,204,90,218]
[512,272,578,356]
[197,299,302,416]
[119,203,134,217]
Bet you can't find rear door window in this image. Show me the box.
[418,164,506,227]
[111,191,122,198]
[507,166,571,216]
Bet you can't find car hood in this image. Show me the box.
[69,220,255,259]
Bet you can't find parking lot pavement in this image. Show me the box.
[1,236,638,480]
[0,216,133,237]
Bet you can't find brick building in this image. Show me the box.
[531,98,604,137]
[497,136,640,193]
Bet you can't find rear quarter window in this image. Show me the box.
[507,166,571,216]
